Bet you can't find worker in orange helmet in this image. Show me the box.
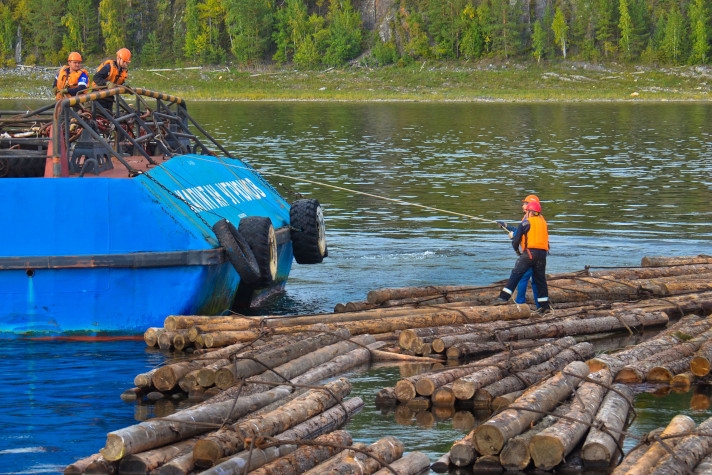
[492,198,552,315]
[92,48,131,111]
[496,194,542,309]
[52,52,89,100]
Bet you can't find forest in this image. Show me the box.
[0,0,710,70]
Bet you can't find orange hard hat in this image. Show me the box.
[67,52,82,62]
[525,200,542,213]
[117,48,132,63]
[522,194,540,203]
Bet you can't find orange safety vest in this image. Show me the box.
[92,59,128,87]
[522,213,549,251]
[55,66,89,99]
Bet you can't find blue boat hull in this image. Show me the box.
[0,154,295,337]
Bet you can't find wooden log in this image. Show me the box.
[492,310,669,343]
[529,369,613,470]
[201,331,261,348]
[200,397,364,475]
[651,416,712,474]
[641,254,712,267]
[398,324,489,352]
[452,337,578,401]
[302,435,404,475]
[472,360,590,456]
[491,390,525,412]
[172,332,190,351]
[100,382,295,461]
[694,452,712,474]
[690,339,712,377]
[431,384,457,407]
[370,348,442,363]
[117,438,197,473]
[64,454,114,475]
[158,330,185,350]
[625,414,697,475]
[474,342,595,407]
[395,350,518,403]
[671,372,696,391]
[367,284,484,304]
[588,314,710,374]
[594,263,712,280]
[499,402,571,471]
[446,338,554,361]
[581,383,634,467]
[212,329,352,389]
[431,452,451,473]
[449,429,480,467]
[246,430,353,475]
[134,368,159,389]
[164,314,262,331]
[614,327,712,383]
[192,378,352,467]
[144,327,161,347]
[646,356,695,383]
[610,427,664,475]
[371,451,431,475]
[152,354,235,392]
[83,458,118,474]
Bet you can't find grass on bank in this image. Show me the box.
[3,61,712,102]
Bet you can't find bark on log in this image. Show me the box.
[431,452,451,473]
[492,310,669,343]
[474,342,595,406]
[449,429,480,467]
[472,360,590,456]
[694,452,712,474]
[134,368,159,389]
[641,255,712,267]
[100,383,295,461]
[593,263,712,280]
[499,402,571,471]
[117,438,197,473]
[625,414,697,475]
[398,324,490,352]
[371,451,431,475]
[491,390,525,412]
[246,430,353,475]
[212,329,356,389]
[446,338,555,361]
[395,350,517,403]
[152,356,232,392]
[588,314,710,374]
[83,458,118,474]
[650,416,712,474]
[63,454,113,475]
[614,327,712,383]
[581,383,634,467]
[529,369,613,470]
[646,356,695,383]
[302,436,404,475]
[367,284,486,305]
[610,427,664,475]
[690,339,712,377]
[453,337,578,401]
[192,378,352,467]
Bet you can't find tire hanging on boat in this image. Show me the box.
[212,219,261,285]
[290,199,327,264]
[238,216,277,286]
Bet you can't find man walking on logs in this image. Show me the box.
[492,199,552,314]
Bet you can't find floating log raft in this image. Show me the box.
[64,254,712,474]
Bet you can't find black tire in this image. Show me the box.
[238,216,277,286]
[212,219,260,285]
[290,199,327,264]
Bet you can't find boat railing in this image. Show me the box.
[52,87,233,177]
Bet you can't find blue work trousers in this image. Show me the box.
[499,249,549,309]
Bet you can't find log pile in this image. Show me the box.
[63,254,712,474]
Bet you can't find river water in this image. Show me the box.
[0,100,711,473]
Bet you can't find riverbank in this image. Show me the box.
[3,61,712,102]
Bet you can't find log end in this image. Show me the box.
[613,367,644,383]
[450,440,478,467]
[452,379,476,401]
[192,439,222,469]
[415,378,436,397]
[529,434,565,470]
[473,424,505,456]
[581,442,613,466]
[646,367,673,383]
[99,433,126,462]
[395,380,417,403]
[499,438,530,471]
[690,356,711,377]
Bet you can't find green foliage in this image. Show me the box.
[531,20,545,63]
[459,4,484,60]
[0,4,15,63]
[659,7,685,64]
[140,31,162,67]
[322,0,362,67]
[371,37,398,66]
[224,0,274,64]
[688,0,710,64]
[98,0,127,56]
[552,7,568,59]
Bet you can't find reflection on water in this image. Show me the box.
[1,101,711,472]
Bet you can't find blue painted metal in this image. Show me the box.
[0,154,295,338]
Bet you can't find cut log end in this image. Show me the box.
[99,434,125,462]
[690,356,711,377]
[473,424,506,456]
[529,434,566,470]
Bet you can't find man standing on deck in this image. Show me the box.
[492,199,552,314]
[92,48,131,111]
[52,52,89,100]
[496,194,541,308]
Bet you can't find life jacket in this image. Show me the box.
[92,59,128,87]
[55,66,89,99]
[522,213,549,251]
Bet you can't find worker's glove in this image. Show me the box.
[496,220,507,228]
[52,87,59,95]
[507,231,514,239]
[59,88,69,95]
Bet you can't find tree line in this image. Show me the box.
[0,0,710,69]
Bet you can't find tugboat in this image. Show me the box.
[0,87,327,338]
